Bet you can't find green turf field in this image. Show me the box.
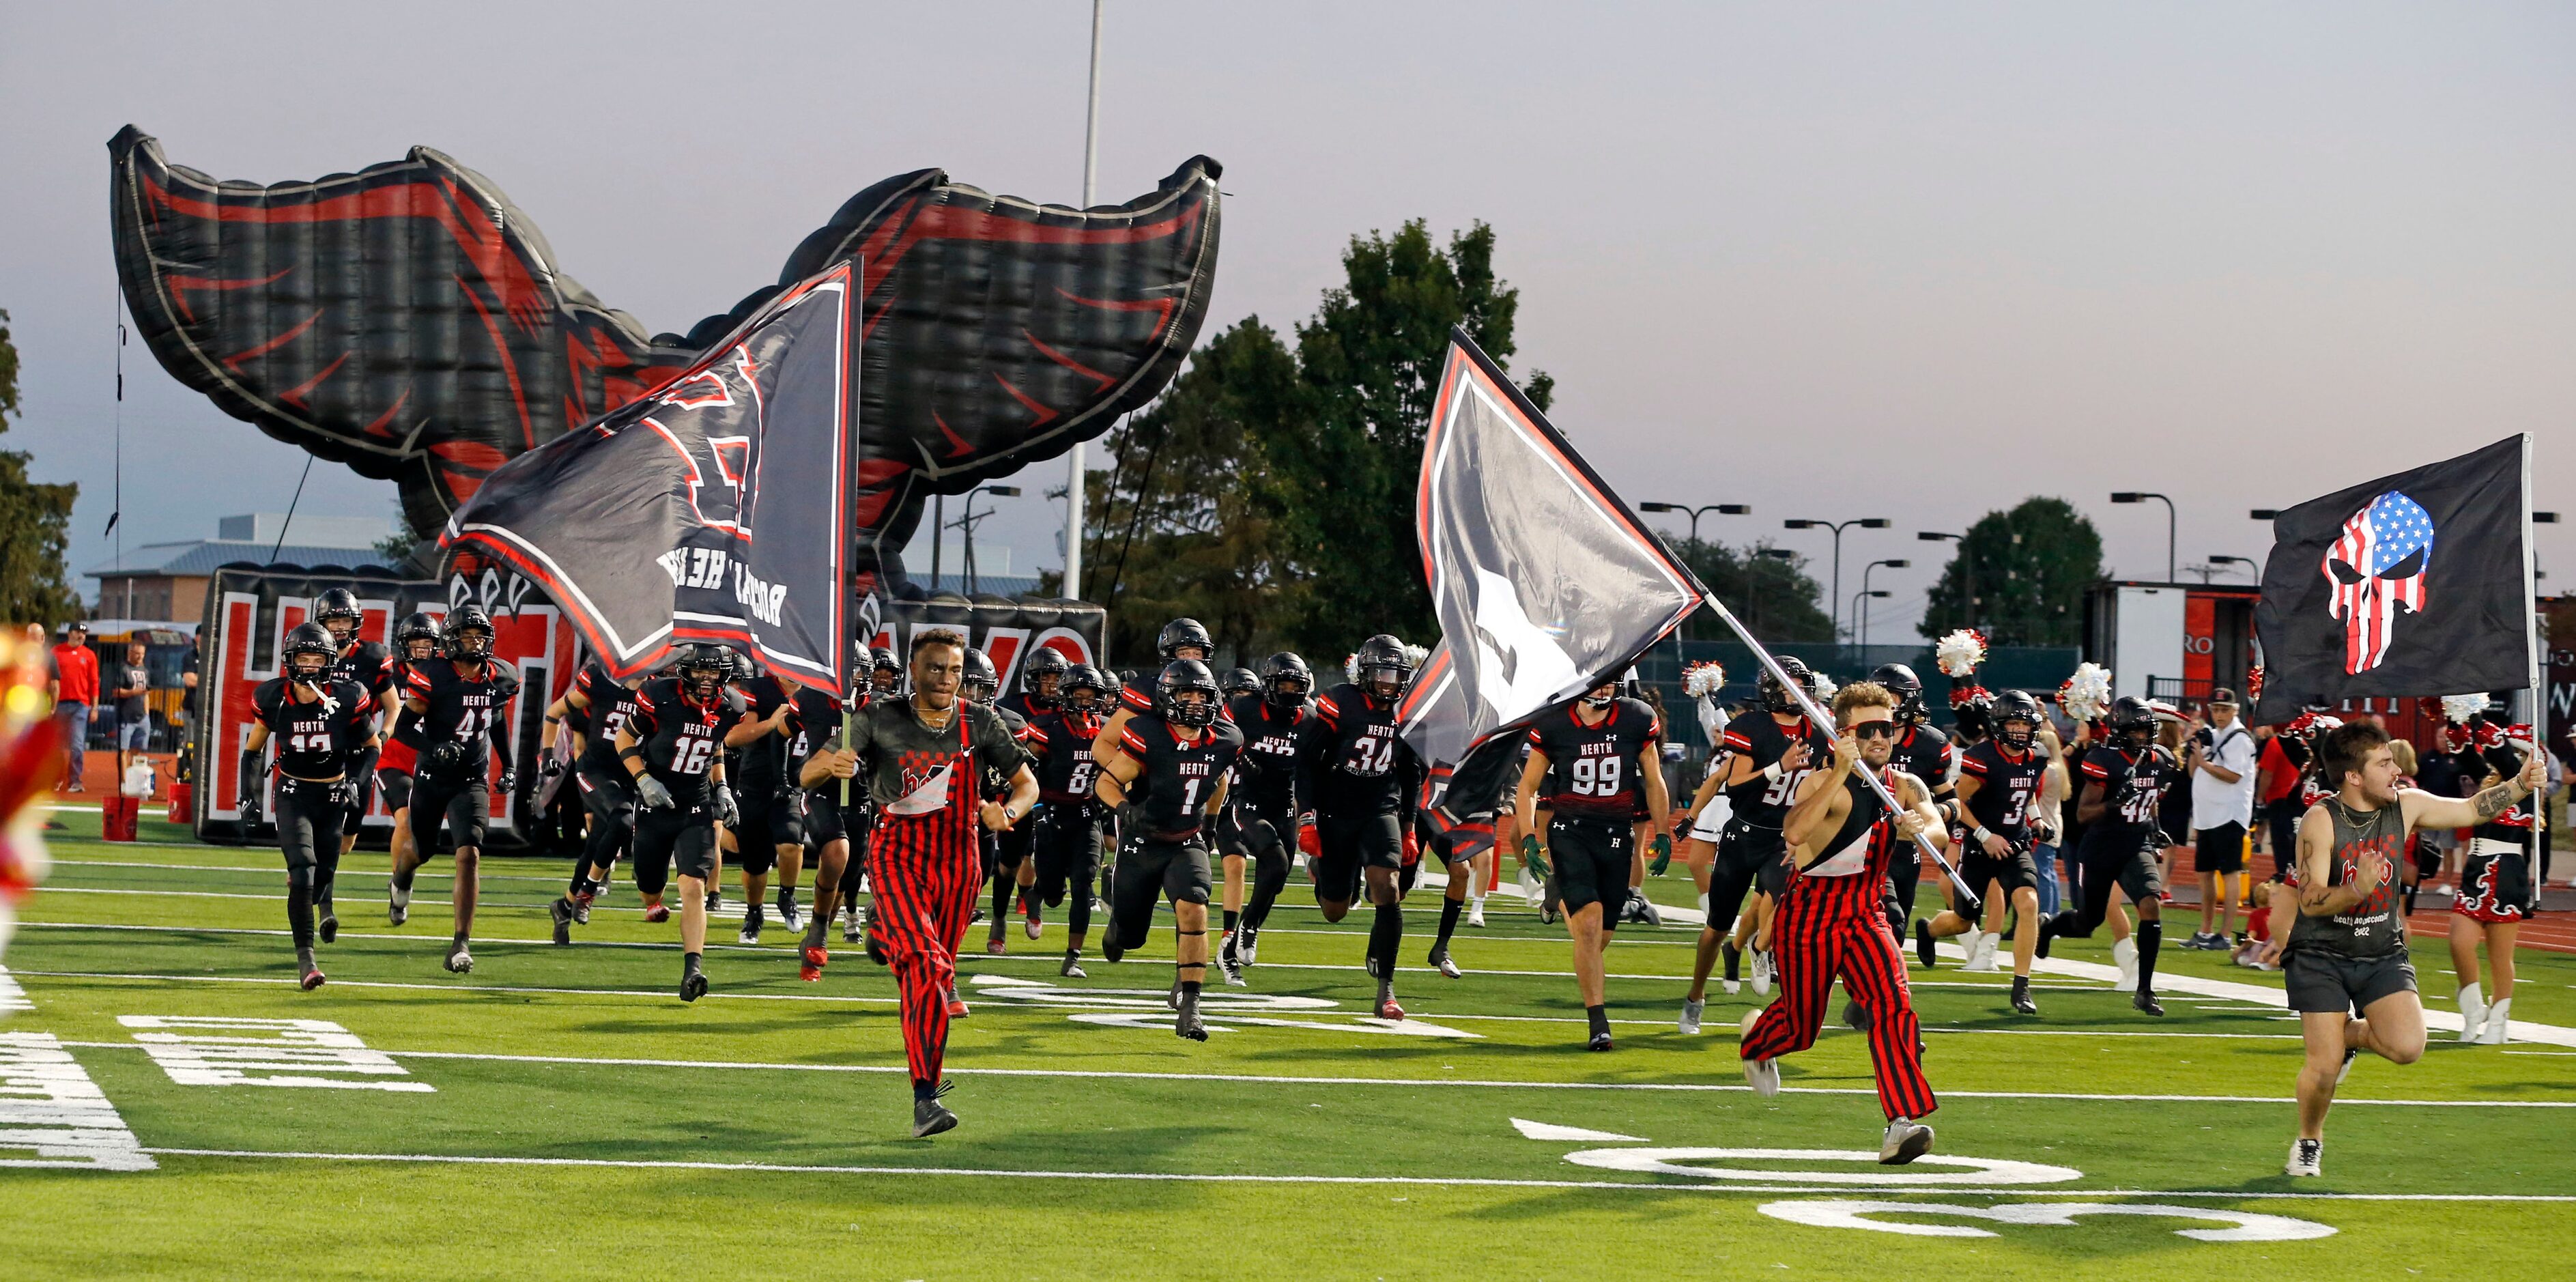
[5,807,2572,1281]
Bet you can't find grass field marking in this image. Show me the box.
[40,1037,2574,1109]
[0,1031,155,1171]
[1556,1145,2085,1186]
[1063,1011,1482,1038]
[48,857,574,886]
[0,965,31,1014]
[1756,1199,2336,1242]
[113,1146,2576,1201]
[5,968,902,1006]
[116,1015,433,1092]
[1511,1117,1646,1141]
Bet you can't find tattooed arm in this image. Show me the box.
[2401,748,2545,831]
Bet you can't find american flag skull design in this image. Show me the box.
[2322,491,2435,674]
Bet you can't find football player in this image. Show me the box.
[1679,657,1828,1034]
[1917,689,2050,1014]
[1216,652,1311,983]
[2039,696,2175,1016]
[312,588,399,866]
[375,611,442,893]
[1869,664,1956,947]
[793,655,872,982]
[387,605,519,973]
[1093,659,1244,1040]
[1001,646,1069,724]
[239,622,380,990]
[726,666,805,944]
[1022,664,1115,975]
[616,643,754,999]
[542,656,646,943]
[1515,676,1672,1050]
[1296,635,1426,1021]
[962,648,1038,956]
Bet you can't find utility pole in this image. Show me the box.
[1061,0,1104,602]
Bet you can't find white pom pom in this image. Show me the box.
[1935,629,1988,679]
[1345,653,1361,685]
[2061,663,2113,722]
[2442,693,2491,724]
[1403,643,1430,670]
[1809,671,1837,704]
[1683,661,1728,700]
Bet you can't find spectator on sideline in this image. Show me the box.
[2033,718,2070,917]
[2252,718,2310,877]
[2188,688,2257,950]
[111,641,152,768]
[48,622,99,793]
[178,644,201,746]
[2414,727,2465,884]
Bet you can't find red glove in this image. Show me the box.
[1401,825,1421,868]
[1298,820,1321,859]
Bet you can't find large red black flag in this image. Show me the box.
[1397,330,1708,771]
[2252,433,2536,724]
[441,263,857,692]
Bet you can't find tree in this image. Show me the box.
[0,308,81,627]
[1061,219,1550,665]
[1917,496,2102,646]
[1668,537,1833,644]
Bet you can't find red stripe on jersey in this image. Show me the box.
[1119,728,1149,758]
[1959,754,1990,778]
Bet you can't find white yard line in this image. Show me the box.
[40,1036,2570,1108]
[121,1145,2576,1199]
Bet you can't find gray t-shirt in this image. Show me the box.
[114,662,151,721]
[2285,799,2409,959]
[825,697,1022,814]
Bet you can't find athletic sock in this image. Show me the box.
[804,915,829,950]
[1222,909,1240,934]
[1367,902,1405,975]
[1586,1003,1609,1038]
[913,1077,938,1102]
[1437,897,1464,945]
[1182,979,1202,997]
[450,930,469,949]
[297,945,316,973]
[2136,920,2162,991]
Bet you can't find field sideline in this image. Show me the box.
[5,807,2572,1281]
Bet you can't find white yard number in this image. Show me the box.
[1571,756,1625,797]
[1345,735,1396,777]
[673,736,717,775]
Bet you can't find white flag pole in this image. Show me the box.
[2520,431,2544,913]
[1698,594,1984,909]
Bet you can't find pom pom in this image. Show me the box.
[2060,664,2112,722]
[1345,653,1360,685]
[1683,661,1728,701]
[1807,670,1838,704]
[1403,643,1430,670]
[1949,683,1992,709]
[2442,693,2491,724]
[2246,664,2265,704]
[1934,629,1988,679]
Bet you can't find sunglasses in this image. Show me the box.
[1848,722,1898,741]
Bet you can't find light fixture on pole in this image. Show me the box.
[1638,501,1751,545]
[2110,492,2177,584]
[1918,530,1974,630]
[1852,589,1891,647]
[2207,554,2256,579]
[1859,558,1907,646]
[951,485,1021,595]
[1783,517,1890,642]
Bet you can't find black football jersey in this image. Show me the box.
[626,676,747,802]
[575,667,648,775]
[253,678,377,778]
[403,658,521,779]
[1227,694,1306,812]
[1299,682,1420,817]
[780,686,844,782]
[1528,697,1663,818]
[1721,711,1831,828]
[1958,739,2047,843]
[732,675,795,792]
[328,640,397,704]
[1117,712,1244,836]
[1025,707,1108,802]
[565,660,619,746]
[999,690,1055,724]
[2080,744,2169,831]
[1891,724,1956,797]
[386,659,427,750]
[1117,680,1234,723]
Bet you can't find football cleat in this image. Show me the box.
[2285,1137,2322,1177]
[913,1097,959,1139]
[1750,949,1774,997]
[1236,928,1259,967]
[2132,988,2165,1019]
[984,935,1007,956]
[1588,1030,1614,1053]
[1429,941,1462,980]
[1878,1117,1935,1165]
[386,889,408,927]
[1678,997,1704,1035]
[1174,996,1209,1042]
[643,902,671,924]
[1466,900,1485,929]
[844,904,863,942]
[317,913,338,945]
[1375,981,1404,1021]
[945,988,969,1019]
[300,965,327,991]
[1060,952,1087,979]
[1915,920,1938,969]
[549,897,575,946]
[799,945,828,983]
[739,916,763,946]
[442,944,473,974]
[774,891,802,934]
[1721,941,1743,995]
[571,895,592,926]
[679,964,708,1003]
[2009,976,2037,1016]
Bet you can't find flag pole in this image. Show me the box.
[2521,431,2543,913]
[1697,595,1984,911]
[844,257,866,818]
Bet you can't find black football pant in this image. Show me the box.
[1033,803,1104,941]
[274,777,347,950]
[573,764,633,892]
[1221,799,1296,933]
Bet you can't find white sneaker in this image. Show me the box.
[2285,1137,2322,1177]
[1740,1008,1779,1096]
[1750,949,1774,997]
[1517,864,1541,904]
[2113,937,2138,991]
[2457,982,2486,1042]
[2482,998,2512,1045]
[1678,997,1704,1036]
[1467,898,1486,929]
[1878,1117,1934,1165]
[1962,932,1997,972]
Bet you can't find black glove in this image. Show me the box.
[540,756,565,780]
[713,783,739,827]
[237,750,265,820]
[634,775,675,811]
[495,767,517,795]
[331,779,359,810]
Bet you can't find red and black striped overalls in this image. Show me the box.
[869,709,983,1085]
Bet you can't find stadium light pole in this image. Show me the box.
[956,485,1021,595]
[2110,492,2175,583]
[1918,530,1975,632]
[1784,516,1890,643]
[1859,559,1907,646]
[1753,545,1797,638]
[1640,500,1751,545]
[2208,554,2256,580]
[1060,0,1105,602]
[1852,589,1891,647]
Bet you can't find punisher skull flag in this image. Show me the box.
[442,261,857,693]
[1397,329,1707,767]
[2252,433,2536,725]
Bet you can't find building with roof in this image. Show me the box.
[87,513,403,624]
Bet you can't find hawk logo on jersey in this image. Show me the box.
[1466,567,1582,721]
[887,748,957,816]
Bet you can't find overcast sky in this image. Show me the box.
[5,3,2571,640]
